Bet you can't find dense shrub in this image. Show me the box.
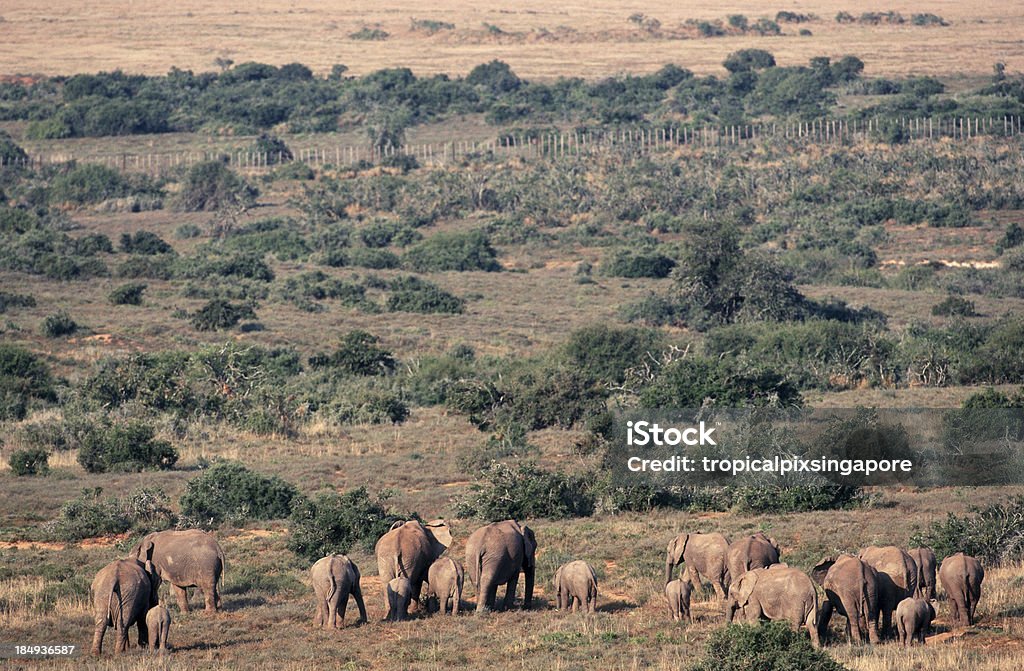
[44,487,177,541]
[248,134,293,164]
[41,310,78,337]
[179,461,300,525]
[640,355,803,408]
[0,344,57,420]
[562,324,664,385]
[600,248,676,278]
[179,252,275,282]
[0,290,36,313]
[9,448,49,476]
[729,484,863,513]
[403,230,502,272]
[386,276,466,314]
[723,49,776,74]
[108,282,146,305]
[190,298,256,331]
[175,160,258,211]
[308,330,396,375]
[77,421,178,473]
[0,130,28,165]
[324,386,410,425]
[48,164,131,205]
[466,60,521,94]
[912,496,1024,566]
[119,230,173,255]
[287,487,402,561]
[690,622,846,671]
[932,295,977,317]
[454,462,594,521]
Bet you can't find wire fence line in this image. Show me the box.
[3,115,1023,175]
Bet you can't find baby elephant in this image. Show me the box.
[895,597,935,647]
[311,554,368,629]
[387,576,414,622]
[554,560,598,614]
[426,557,464,615]
[665,578,693,623]
[145,605,171,655]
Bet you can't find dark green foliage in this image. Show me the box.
[41,310,78,337]
[466,60,521,94]
[48,164,131,205]
[287,487,402,561]
[496,365,608,430]
[108,282,146,305]
[309,330,396,375]
[214,218,311,261]
[119,230,172,255]
[562,324,664,385]
[0,290,36,313]
[117,254,175,279]
[912,496,1024,566]
[932,295,977,317]
[9,448,49,476]
[386,275,466,314]
[454,462,594,521]
[962,387,1024,409]
[349,27,389,41]
[278,270,376,312]
[730,484,863,513]
[600,248,676,278]
[0,130,28,165]
[44,488,176,542]
[640,355,803,408]
[176,160,258,211]
[347,247,401,269]
[179,461,300,525]
[403,230,501,272]
[189,298,256,331]
[911,13,947,26]
[0,344,57,420]
[248,133,293,164]
[996,223,1024,254]
[690,622,847,671]
[77,421,178,473]
[723,49,776,74]
[325,387,410,425]
[179,252,275,282]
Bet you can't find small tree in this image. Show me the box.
[180,461,299,525]
[287,488,401,561]
[175,160,257,212]
[9,448,49,476]
[190,299,256,331]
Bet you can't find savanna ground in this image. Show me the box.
[4,2,1024,670]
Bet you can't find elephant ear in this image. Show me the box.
[424,519,452,549]
[668,534,689,565]
[521,526,537,569]
[142,540,155,562]
[736,571,760,606]
[389,520,406,532]
[810,557,835,586]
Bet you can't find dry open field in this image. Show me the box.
[1,0,1023,79]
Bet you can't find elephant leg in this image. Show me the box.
[337,595,348,626]
[949,598,961,628]
[817,600,833,644]
[313,599,324,628]
[712,575,727,601]
[327,595,339,629]
[503,574,519,611]
[202,582,217,613]
[91,621,106,656]
[686,566,703,597]
[137,617,149,648]
[352,584,367,623]
[806,611,821,649]
[115,626,129,654]
[173,584,190,614]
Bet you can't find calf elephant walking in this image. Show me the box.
[553,560,598,614]
[310,554,367,628]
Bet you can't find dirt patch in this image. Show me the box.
[0,540,66,551]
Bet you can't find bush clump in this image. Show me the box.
[287,487,402,561]
[9,448,49,476]
[77,421,179,473]
[176,160,258,211]
[43,487,176,542]
[600,248,677,278]
[912,495,1024,566]
[41,310,78,337]
[0,344,57,420]
[403,230,502,272]
[0,290,37,313]
[932,295,977,317]
[309,330,396,375]
[179,461,300,525]
[120,231,173,255]
[108,282,146,305]
[562,324,664,385]
[190,298,256,331]
[690,622,846,671]
[386,276,466,314]
[455,462,594,521]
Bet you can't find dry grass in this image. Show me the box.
[1,0,1022,78]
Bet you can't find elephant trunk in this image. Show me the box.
[664,560,675,586]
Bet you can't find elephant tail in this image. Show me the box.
[108,581,124,632]
[393,551,407,579]
[474,546,486,588]
[217,543,227,589]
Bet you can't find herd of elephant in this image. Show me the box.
[88,519,984,655]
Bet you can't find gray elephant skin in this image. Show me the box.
[145,605,171,654]
[859,545,918,638]
[726,564,821,648]
[939,552,984,627]
[909,547,937,600]
[91,541,160,655]
[812,554,881,645]
[375,519,452,611]
[726,532,780,585]
[665,578,693,623]
[425,556,464,615]
[465,519,537,613]
[386,576,413,621]
[134,529,225,614]
[553,560,598,614]
[895,597,934,647]
[665,532,729,599]
[311,554,367,628]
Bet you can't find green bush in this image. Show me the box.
[175,160,258,212]
[640,355,803,408]
[349,27,389,40]
[190,298,256,331]
[690,622,846,671]
[9,448,49,476]
[48,164,131,205]
[308,330,396,375]
[454,462,594,521]
[0,344,57,420]
[600,248,676,278]
[179,461,300,525]
[248,133,293,164]
[41,310,78,337]
[323,387,410,425]
[723,49,776,74]
[108,282,146,305]
[43,487,176,542]
[403,230,502,272]
[77,421,179,473]
[563,324,664,386]
[119,231,173,255]
[932,295,977,317]
[179,252,275,282]
[386,275,466,314]
[287,487,402,561]
[495,365,608,430]
[912,496,1024,566]
[0,290,36,314]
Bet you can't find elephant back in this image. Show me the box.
[376,521,442,584]
[465,520,530,586]
[860,546,917,599]
[142,529,224,587]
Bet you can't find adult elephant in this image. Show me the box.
[909,547,937,600]
[91,541,160,655]
[726,564,821,648]
[859,546,918,637]
[375,519,452,611]
[664,532,729,599]
[465,519,536,613]
[133,529,225,613]
[726,532,780,585]
[812,554,881,645]
[939,552,984,627]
